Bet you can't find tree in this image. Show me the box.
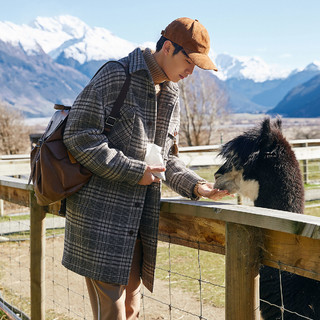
[0,101,30,154]
[294,128,320,140]
[179,69,229,146]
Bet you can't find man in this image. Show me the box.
[62,17,228,319]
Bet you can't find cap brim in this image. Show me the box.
[187,52,218,71]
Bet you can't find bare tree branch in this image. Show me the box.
[0,101,30,155]
[179,69,229,146]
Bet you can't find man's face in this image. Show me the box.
[162,43,196,83]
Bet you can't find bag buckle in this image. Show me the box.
[36,139,43,148]
[105,116,117,132]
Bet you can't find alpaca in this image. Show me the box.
[214,118,320,319]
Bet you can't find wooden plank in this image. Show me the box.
[290,139,320,147]
[159,209,320,281]
[0,159,30,175]
[159,210,225,254]
[179,152,223,167]
[160,200,320,239]
[262,229,320,281]
[0,154,29,160]
[0,176,31,190]
[178,140,320,153]
[30,191,46,320]
[293,146,320,160]
[0,176,62,215]
[305,188,320,201]
[225,223,260,319]
[0,182,30,206]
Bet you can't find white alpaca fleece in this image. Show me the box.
[214,167,259,201]
[238,173,260,201]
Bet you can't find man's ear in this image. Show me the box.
[162,40,172,56]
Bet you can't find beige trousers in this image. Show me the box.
[86,239,142,320]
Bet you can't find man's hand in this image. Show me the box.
[138,165,166,185]
[197,182,231,201]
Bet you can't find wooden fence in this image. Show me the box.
[1,176,320,320]
[1,138,320,178]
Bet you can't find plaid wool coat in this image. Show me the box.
[62,48,202,292]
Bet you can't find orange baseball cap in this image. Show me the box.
[161,17,218,71]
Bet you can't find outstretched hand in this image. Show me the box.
[197,182,231,201]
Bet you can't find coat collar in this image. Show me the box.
[125,48,179,94]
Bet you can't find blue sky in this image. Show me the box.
[1,0,319,71]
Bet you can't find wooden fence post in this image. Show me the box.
[30,191,46,320]
[0,199,3,216]
[225,222,261,320]
[302,142,309,185]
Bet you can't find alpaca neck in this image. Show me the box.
[253,183,304,214]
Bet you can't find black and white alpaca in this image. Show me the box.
[214,118,320,319]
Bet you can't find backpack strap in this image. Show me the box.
[104,64,131,133]
[91,60,131,133]
[55,61,131,133]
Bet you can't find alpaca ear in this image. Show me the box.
[260,118,271,148]
[261,118,271,137]
[275,117,282,131]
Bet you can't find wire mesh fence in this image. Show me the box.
[0,212,31,320]
[259,262,320,320]
[1,209,320,319]
[141,236,226,320]
[0,214,226,320]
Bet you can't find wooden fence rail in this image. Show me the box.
[1,176,320,320]
[1,138,320,181]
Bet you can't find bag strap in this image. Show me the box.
[104,64,131,133]
[54,62,131,133]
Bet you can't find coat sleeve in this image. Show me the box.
[63,65,146,185]
[163,103,202,200]
[164,155,202,200]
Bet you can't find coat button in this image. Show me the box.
[135,202,141,208]
[147,121,153,127]
[148,93,155,99]
[128,230,134,236]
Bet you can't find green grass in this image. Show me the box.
[0,214,30,222]
[305,184,320,189]
[305,200,320,217]
[156,242,225,307]
[0,213,58,223]
[1,228,65,241]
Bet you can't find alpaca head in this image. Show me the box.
[214,118,304,212]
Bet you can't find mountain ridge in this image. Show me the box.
[268,74,320,117]
[0,15,319,117]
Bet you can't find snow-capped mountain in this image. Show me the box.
[0,15,294,81]
[0,39,89,117]
[0,15,319,117]
[214,53,292,82]
[0,15,137,63]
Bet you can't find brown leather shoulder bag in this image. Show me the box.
[29,62,131,215]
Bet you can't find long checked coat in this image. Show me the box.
[62,48,202,292]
